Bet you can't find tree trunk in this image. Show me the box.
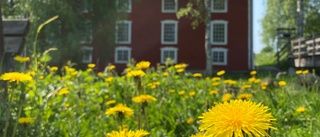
[204,0,212,76]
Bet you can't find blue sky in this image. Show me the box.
[253,0,266,53]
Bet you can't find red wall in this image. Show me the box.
[112,0,251,72]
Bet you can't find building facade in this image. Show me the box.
[93,0,253,72]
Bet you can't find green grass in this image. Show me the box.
[254,51,276,67]
[1,60,320,136]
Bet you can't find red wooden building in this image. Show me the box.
[90,0,253,72]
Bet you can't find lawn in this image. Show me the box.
[0,59,319,137]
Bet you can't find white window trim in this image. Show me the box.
[81,46,93,64]
[161,20,178,45]
[161,0,178,13]
[115,20,132,44]
[211,0,228,13]
[115,46,132,64]
[210,20,228,45]
[80,20,93,44]
[212,48,228,65]
[116,0,132,13]
[160,47,178,64]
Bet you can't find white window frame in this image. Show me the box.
[116,0,132,13]
[210,20,228,45]
[115,20,132,44]
[211,0,228,13]
[80,20,93,44]
[211,48,228,65]
[161,0,178,13]
[114,46,132,64]
[81,46,93,63]
[160,47,178,64]
[161,20,178,44]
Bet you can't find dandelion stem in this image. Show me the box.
[3,84,14,137]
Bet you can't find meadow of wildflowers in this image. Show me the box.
[0,55,320,137]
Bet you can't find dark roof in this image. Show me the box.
[3,19,29,53]
[3,19,29,36]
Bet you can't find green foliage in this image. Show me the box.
[261,45,274,53]
[2,0,121,67]
[177,1,206,29]
[262,0,320,48]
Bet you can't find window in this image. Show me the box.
[162,0,178,13]
[76,0,89,13]
[210,20,228,45]
[115,46,131,64]
[117,0,132,13]
[161,47,178,64]
[161,20,178,44]
[115,20,132,44]
[80,20,92,44]
[211,48,227,65]
[211,0,228,13]
[81,46,93,63]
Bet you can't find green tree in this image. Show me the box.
[262,0,320,48]
[177,0,212,75]
[2,0,122,68]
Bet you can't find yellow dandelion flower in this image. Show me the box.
[105,100,116,105]
[261,82,268,87]
[212,82,220,86]
[241,84,252,89]
[106,129,149,137]
[278,81,286,87]
[254,79,261,83]
[190,132,210,137]
[50,66,58,71]
[57,88,69,95]
[18,117,34,124]
[248,77,256,83]
[198,100,277,137]
[302,70,309,74]
[193,73,202,77]
[126,70,146,77]
[97,72,103,76]
[296,107,307,113]
[177,68,184,73]
[189,91,196,97]
[237,93,253,100]
[222,93,233,102]
[104,95,109,99]
[217,70,225,76]
[296,70,302,75]
[86,68,93,72]
[39,75,44,79]
[65,103,70,108]
[162,72,169,76]
[105,77,113,82]
[108,65,116,70]
[136,61,151,69]
[105,104,134,117]
[14,55,30,63]
[212,77,221,81]
[250,70,257,75]
[132,94,157,103]
[26,71,36,76]
[174,63,188,69]
[0,72,33,83]
[187,118,195,124]
[261,86,267,90]
[88,63,96,68]
[209,90,218,95]
[168,89,175,93]
[178,90,185,95]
